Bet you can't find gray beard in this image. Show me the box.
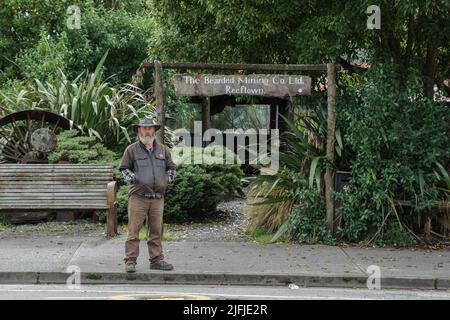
[139,134,155,145]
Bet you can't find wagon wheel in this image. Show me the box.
[0,110,78,163]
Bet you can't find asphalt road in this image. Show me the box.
[0,284,449,300]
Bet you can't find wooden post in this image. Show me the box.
[201,97,211,134]
[153,60,166,237]
[154,60,166,141]
[106,181,118,236]
[286,99,294,125]
[269,103,277,130]
[56,212,75,222]
[277,99,292,133]
[325,63,336,233]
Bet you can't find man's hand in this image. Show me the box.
[166,168,176,183]
[121,168,136,184]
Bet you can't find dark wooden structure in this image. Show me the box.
[145,61,338,233]
[0,110,80,164]
[0,164,118,236]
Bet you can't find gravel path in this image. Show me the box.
[0,220,106,237]
[165,199,250,241]
[0,199,251,242]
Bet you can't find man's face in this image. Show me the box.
[138,126,156,137]
[138,126,156,145]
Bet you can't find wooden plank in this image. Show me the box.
[0,204,108,209]
[172,74,312,97]
[0,200,106,203]
[0,178,112,183]
[0,176,112,181]
[3,188,107,192]
[0,165,115,214]
[144,61,333,72]
[0,168,112,172]
[0,172,113,177]
[0,190,106,194]
[0,186,107,190]
[0,185,107,190]
[0,165,113,169]
[0,163,113,166]
[0,194,106,199]
[0,169,112,172]
[0,200,107,204]
[0,166,113,169]
[0,168,113,172]
[0,179,112,183]
[0,200,108,204]
[0,199,107,203]
[0,185,106,192]
[0,211,49,223]
[0,181,109,185]
[0,169,114,174]
[0,200,106,204]
[0,191,108,196]
[0,197,107,201]
[0,203,107,206]
[2,184,108,188]
[1,174,113,177]
[0,177,112,182]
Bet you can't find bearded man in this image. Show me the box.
[119,117,176,273]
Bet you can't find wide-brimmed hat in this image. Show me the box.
[133,117,161,131]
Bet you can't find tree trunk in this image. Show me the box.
[201,97,211,134]
[424,41,437,98]
[154,60,166,141]
[325,63,336,234]
[400,15,415,89]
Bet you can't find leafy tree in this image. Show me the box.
[337,64,450,243]
[148,0,301,64]
[0,0,92,81]
[148,0,450,96]
[63,7,153,83]
[0,0,153,84]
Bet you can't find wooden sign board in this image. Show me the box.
[172,74,311,97]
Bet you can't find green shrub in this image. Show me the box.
[372,219,415,246]
[245,167,334,245]
[48,130,122,182]
[287,187,334,245]
[172,146,242,166]
[200,164,244,200]
[63,8,153,84]
[164,164,243,222]
[14,30,70,83]
[337,64,450,244]
[48,130,116,163]
[116,185,130,223]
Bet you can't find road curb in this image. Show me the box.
[0,272,447,290]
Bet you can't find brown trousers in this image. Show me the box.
[124,194,164,264]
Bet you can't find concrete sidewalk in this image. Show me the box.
[0,234,449,290]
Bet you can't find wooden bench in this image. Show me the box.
[0,164,118,236]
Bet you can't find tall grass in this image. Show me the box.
[244,105,342,240]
